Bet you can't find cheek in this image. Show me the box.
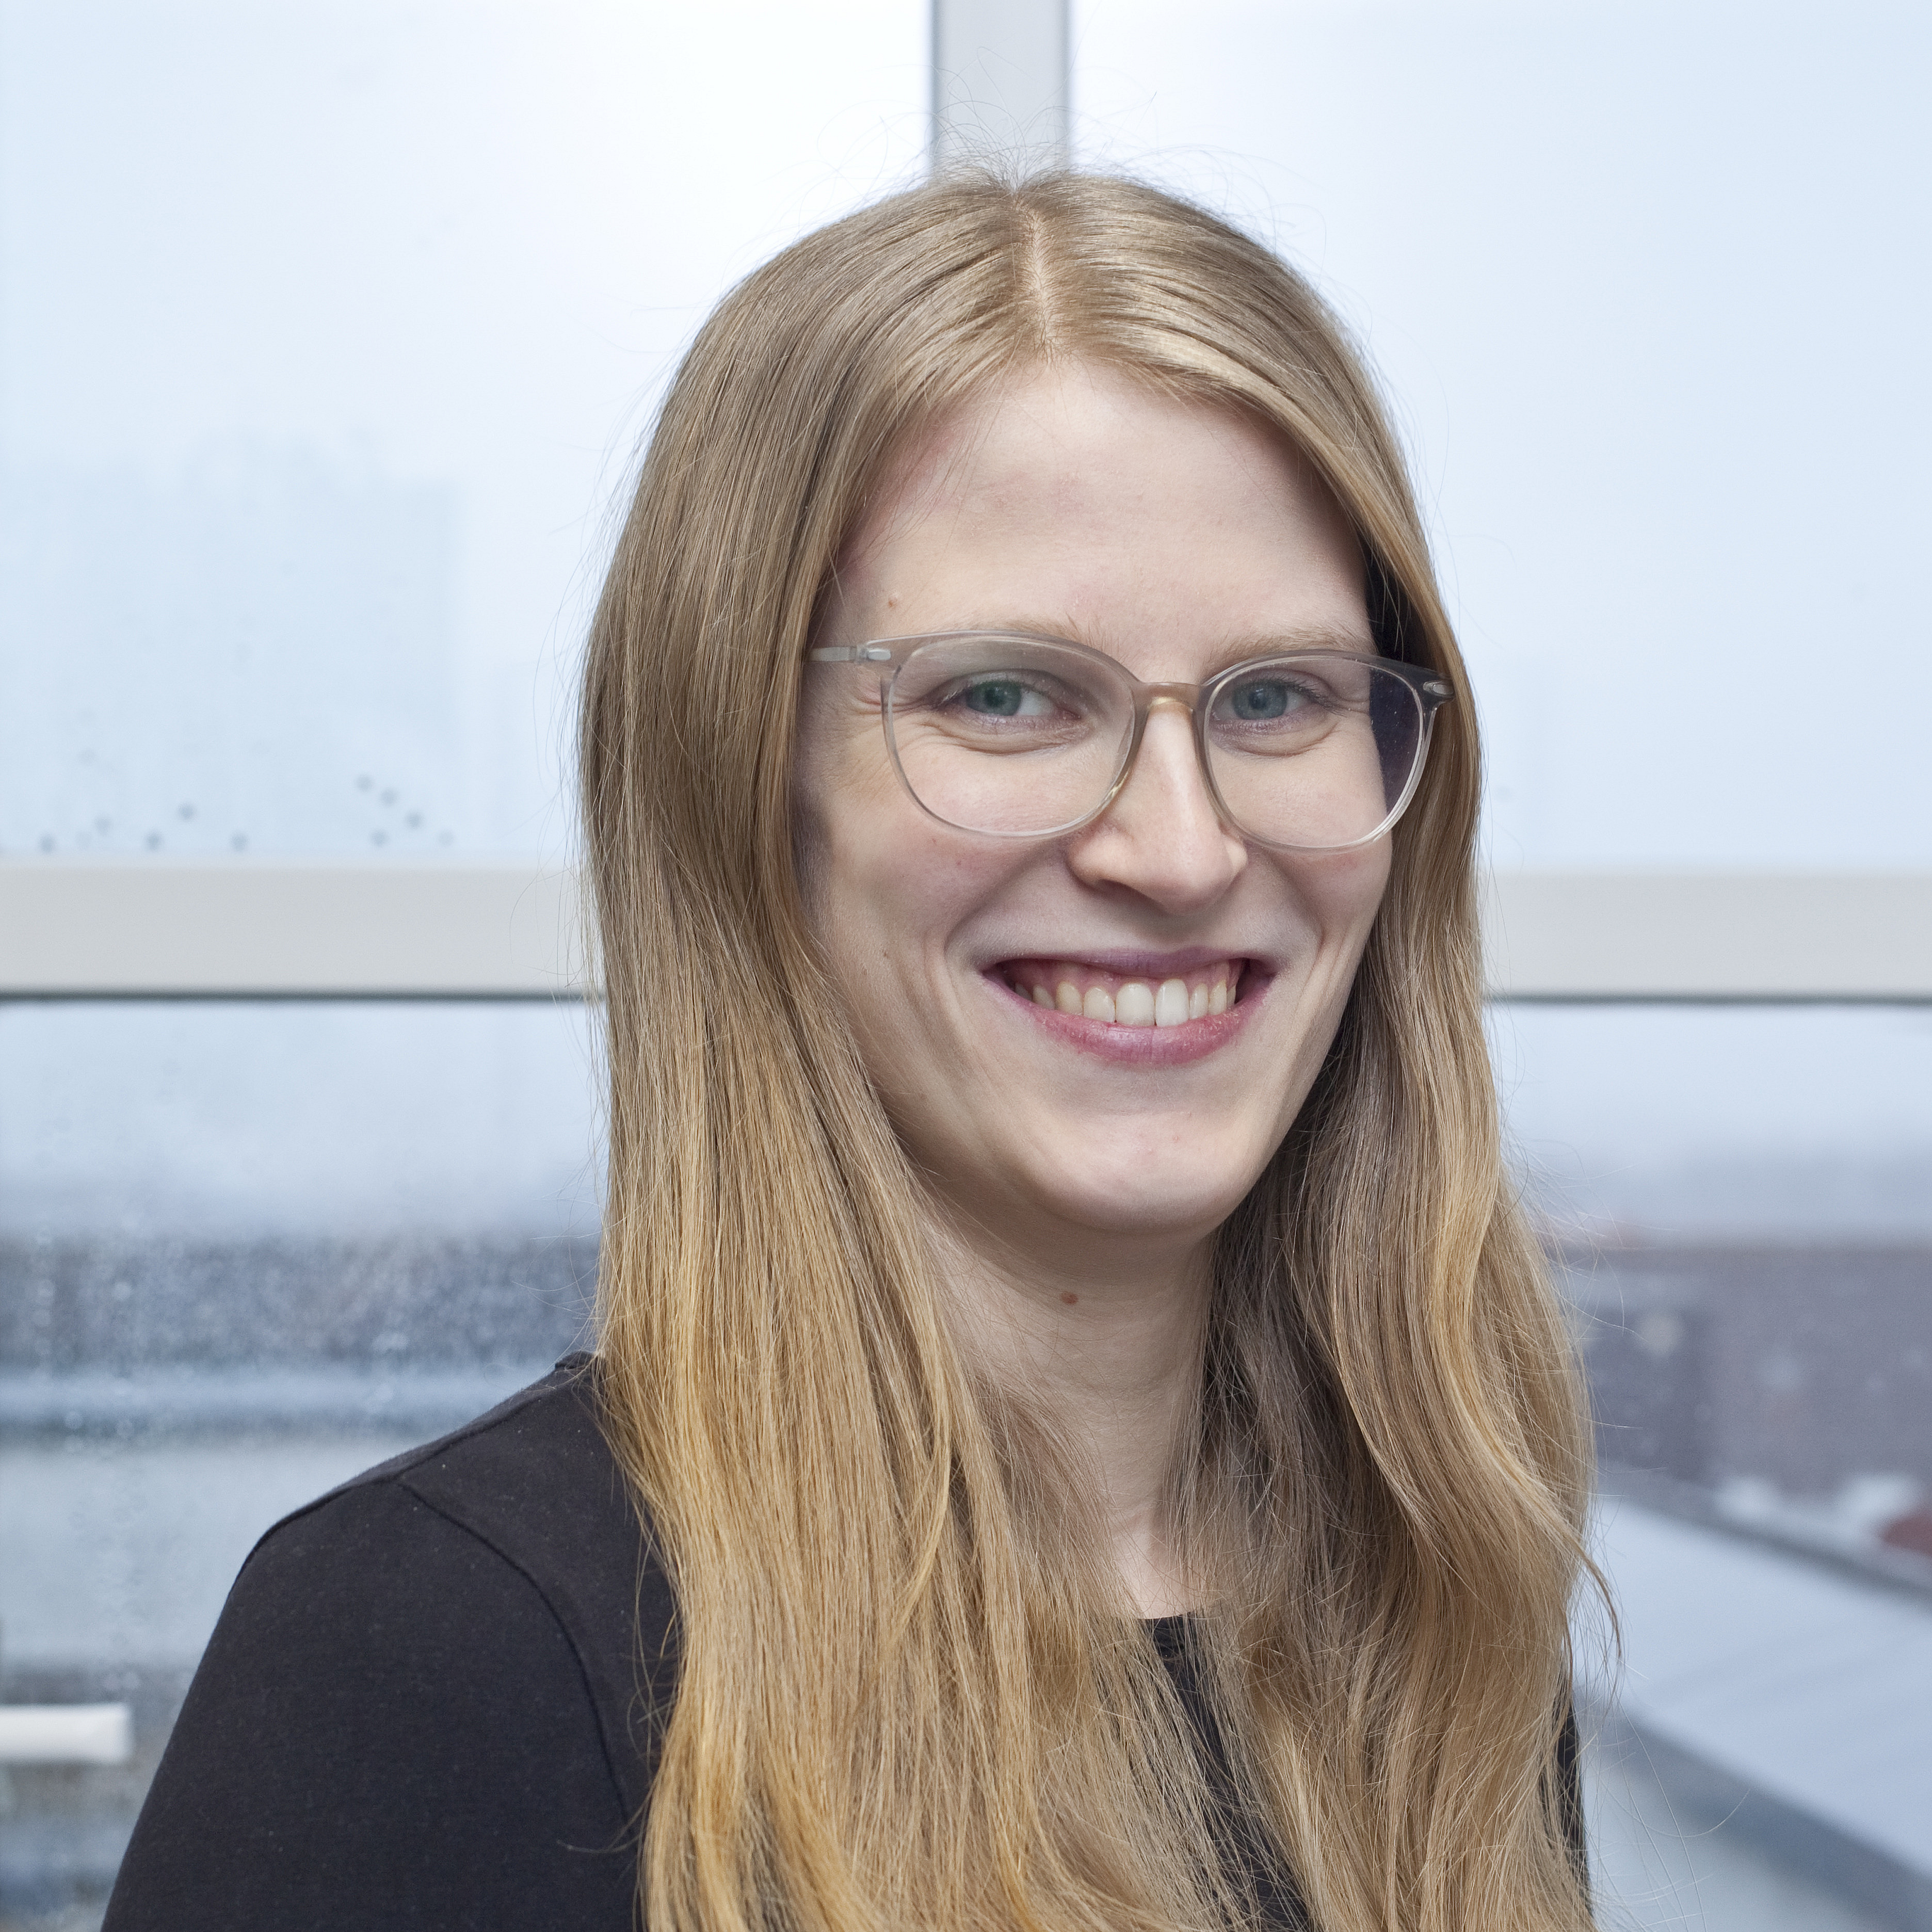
[800,803,1039,1095]
[1302,843,1393,950]
[795,775,969,1015]
[819,832,992,992]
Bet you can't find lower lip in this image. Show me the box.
[984,969,1268,1067]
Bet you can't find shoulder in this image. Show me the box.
[286,1350,626,1542]
[248,1353,673,1812]
[104,1357,672,1931]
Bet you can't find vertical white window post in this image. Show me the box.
[930,0,1069,172]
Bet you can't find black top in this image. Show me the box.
[106,1358,657,1930]
[106,1356,1579,1930]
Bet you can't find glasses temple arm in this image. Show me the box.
[803,645,897,664]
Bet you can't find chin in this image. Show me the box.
[1020,1149,1268,1245]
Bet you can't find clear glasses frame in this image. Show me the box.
[804,630,1454,854]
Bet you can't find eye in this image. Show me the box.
[892,643,1116,747]
[1222,675,1316,722]
[947,675,1058,719]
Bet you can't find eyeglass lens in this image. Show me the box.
[882,636,1428,850]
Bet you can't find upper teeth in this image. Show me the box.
[1022,967,1233,1027]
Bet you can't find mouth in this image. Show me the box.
[989,954,1260,1035]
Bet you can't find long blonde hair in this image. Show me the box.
[580,171,1596,1932]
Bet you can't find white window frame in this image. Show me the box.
[2,858,1927,1002]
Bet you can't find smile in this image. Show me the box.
[996,958,1249,1029]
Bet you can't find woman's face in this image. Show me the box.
[795,364,1390,1273]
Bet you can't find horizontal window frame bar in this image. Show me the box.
[1483,869,1932,1002]
[1490,991,1932,1007]
[0,857,587,1000]
[3,859,1929,1001]
[7,991,1930,1009]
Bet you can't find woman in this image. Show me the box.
[107,172,1595,1932]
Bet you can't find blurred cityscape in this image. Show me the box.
[1571,1243,1932,1583]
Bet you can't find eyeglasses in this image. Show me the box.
[804,631,1452,853]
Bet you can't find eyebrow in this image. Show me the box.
[1187,633,1383,683]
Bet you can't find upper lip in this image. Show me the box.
[986,945,1263,976]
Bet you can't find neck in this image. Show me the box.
[931,1213,1214,1618]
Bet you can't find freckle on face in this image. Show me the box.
[1060,1292,1078,1306]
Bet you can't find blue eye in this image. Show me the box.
[962,679,1029,716]
[1225,678,1311,721]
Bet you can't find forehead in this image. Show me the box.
[833,363,1369,658]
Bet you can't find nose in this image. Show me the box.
[1066,700,1248,913]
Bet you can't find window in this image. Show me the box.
[4,5,1927,1926]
